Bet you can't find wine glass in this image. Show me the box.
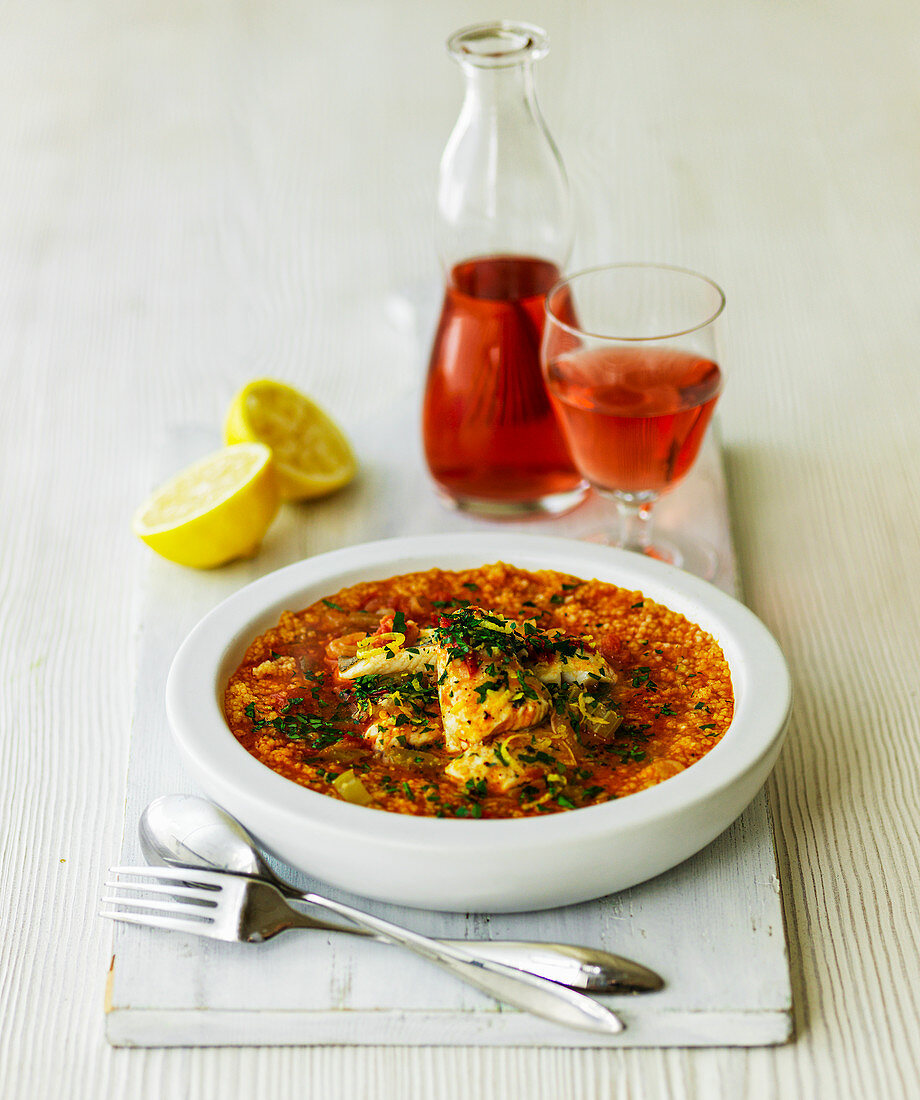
[542,263,726,578]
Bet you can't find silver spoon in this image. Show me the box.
[139,794,663,995]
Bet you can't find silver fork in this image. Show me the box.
[102,866,624,1035]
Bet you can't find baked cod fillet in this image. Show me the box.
[436,650,551,753]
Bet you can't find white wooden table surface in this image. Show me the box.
[2,0,919,1096]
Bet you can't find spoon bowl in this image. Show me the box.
[140,792,281,884]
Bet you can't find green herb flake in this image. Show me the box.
[618,747,647,764]
[465,777,487,799]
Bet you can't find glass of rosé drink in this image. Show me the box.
[542,263,726,577]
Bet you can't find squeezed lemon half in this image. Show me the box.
[224,378,356,501]
[132,443,280,568]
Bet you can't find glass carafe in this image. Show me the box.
[422,21,587,517]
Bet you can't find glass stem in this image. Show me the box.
[616,499,655,554]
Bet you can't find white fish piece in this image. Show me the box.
[444,727,578,794]
[436,652,551,754]
[364,705,442,752]
[533,649,616,686]
[338,629,437,679]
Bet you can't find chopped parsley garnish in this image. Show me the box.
[474,678,505,704]
[629,667,658,692]
[244,699,346,750]
[432,605,580,664]
[512,668,539,701]
[618,746,648,764]
[349,675,388,706]
[518,750,557,766]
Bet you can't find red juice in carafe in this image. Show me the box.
[422,255,583,511]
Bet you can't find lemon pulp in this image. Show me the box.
[132,442,279,568]
[224,379,356,501]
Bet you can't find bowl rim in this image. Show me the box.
[166,533,792,852]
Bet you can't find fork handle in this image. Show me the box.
[300,891,623,1036]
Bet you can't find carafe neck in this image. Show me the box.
[459,60,538,117]
[437,21,573,272]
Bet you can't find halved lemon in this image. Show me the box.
[224,378,357,501]
[132,443,279,568]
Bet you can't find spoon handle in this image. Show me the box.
[302,890,623,1036]
[293,911,657,992]
[437,939,661,994]
[276,885,659,993]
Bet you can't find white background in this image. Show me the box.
[2,0,919,1096]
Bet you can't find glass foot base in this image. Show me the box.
[438,482,589,520]
[582,529,718,581]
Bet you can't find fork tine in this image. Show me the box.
[100,894,216,920]
[108,865,224,889]
[102,879,219,905]
[100,908,218,937]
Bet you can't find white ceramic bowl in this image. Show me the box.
[166,533,791,913]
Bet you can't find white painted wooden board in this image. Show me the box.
[106,409,791,1048]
